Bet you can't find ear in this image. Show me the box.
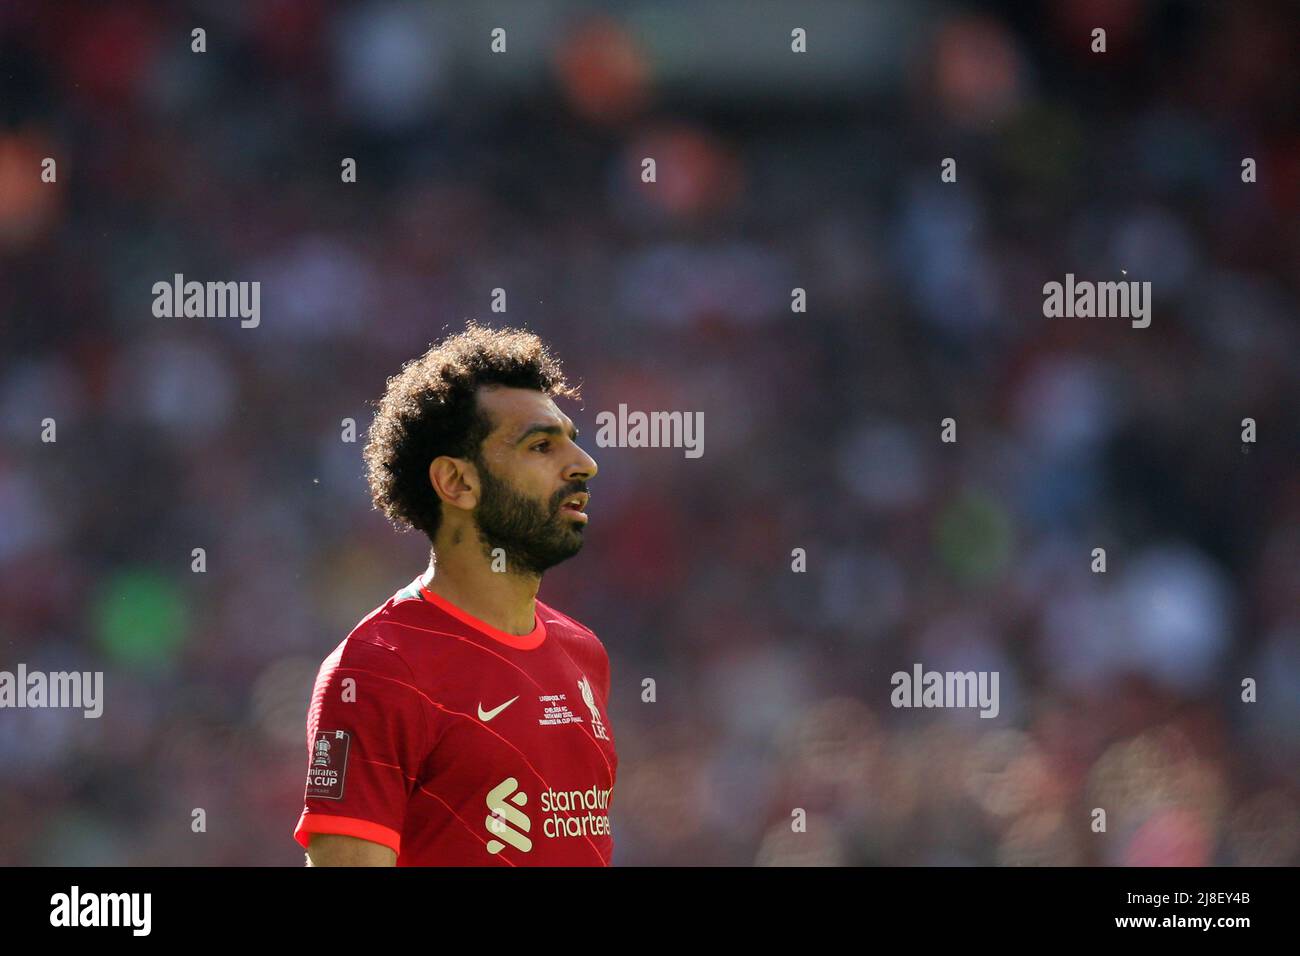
[429,455,479,511]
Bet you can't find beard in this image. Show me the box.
[471,456,586,577]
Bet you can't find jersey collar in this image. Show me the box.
[416,578,548,650]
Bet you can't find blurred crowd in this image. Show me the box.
[1,0,1297,865]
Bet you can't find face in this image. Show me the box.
[467,386,599,576]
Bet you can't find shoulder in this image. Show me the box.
[538,600,609,672]
[308,616,430,740]
[314,597,424,683]
[539,600,603,646]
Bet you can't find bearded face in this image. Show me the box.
[470,453,588,576]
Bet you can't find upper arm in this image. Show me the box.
[306,832,397,867]
[294,639,429,860]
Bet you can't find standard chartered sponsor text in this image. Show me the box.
[541,784,613,839]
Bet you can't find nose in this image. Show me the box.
[566,444,598,483]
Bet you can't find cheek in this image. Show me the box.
[510,462,556,507]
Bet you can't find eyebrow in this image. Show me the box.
[513,421,579,445]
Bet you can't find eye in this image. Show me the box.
[532,440,551,453]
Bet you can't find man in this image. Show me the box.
[294,322,616,866]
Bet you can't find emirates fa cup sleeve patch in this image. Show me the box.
[306,730,350,799]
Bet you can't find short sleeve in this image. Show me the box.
[293,638,429,856]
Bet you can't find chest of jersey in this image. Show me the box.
[403,630,617,864]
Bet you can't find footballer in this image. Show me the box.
[294,323,616,866]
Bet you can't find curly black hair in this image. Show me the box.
[362,321,581,543]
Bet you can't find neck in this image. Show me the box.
[420,529,541,636]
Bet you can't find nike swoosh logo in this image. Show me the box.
[477,696,519,721]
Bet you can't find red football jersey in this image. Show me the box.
[294,576,617,865]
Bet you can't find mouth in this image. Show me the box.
[559,492,590,522]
